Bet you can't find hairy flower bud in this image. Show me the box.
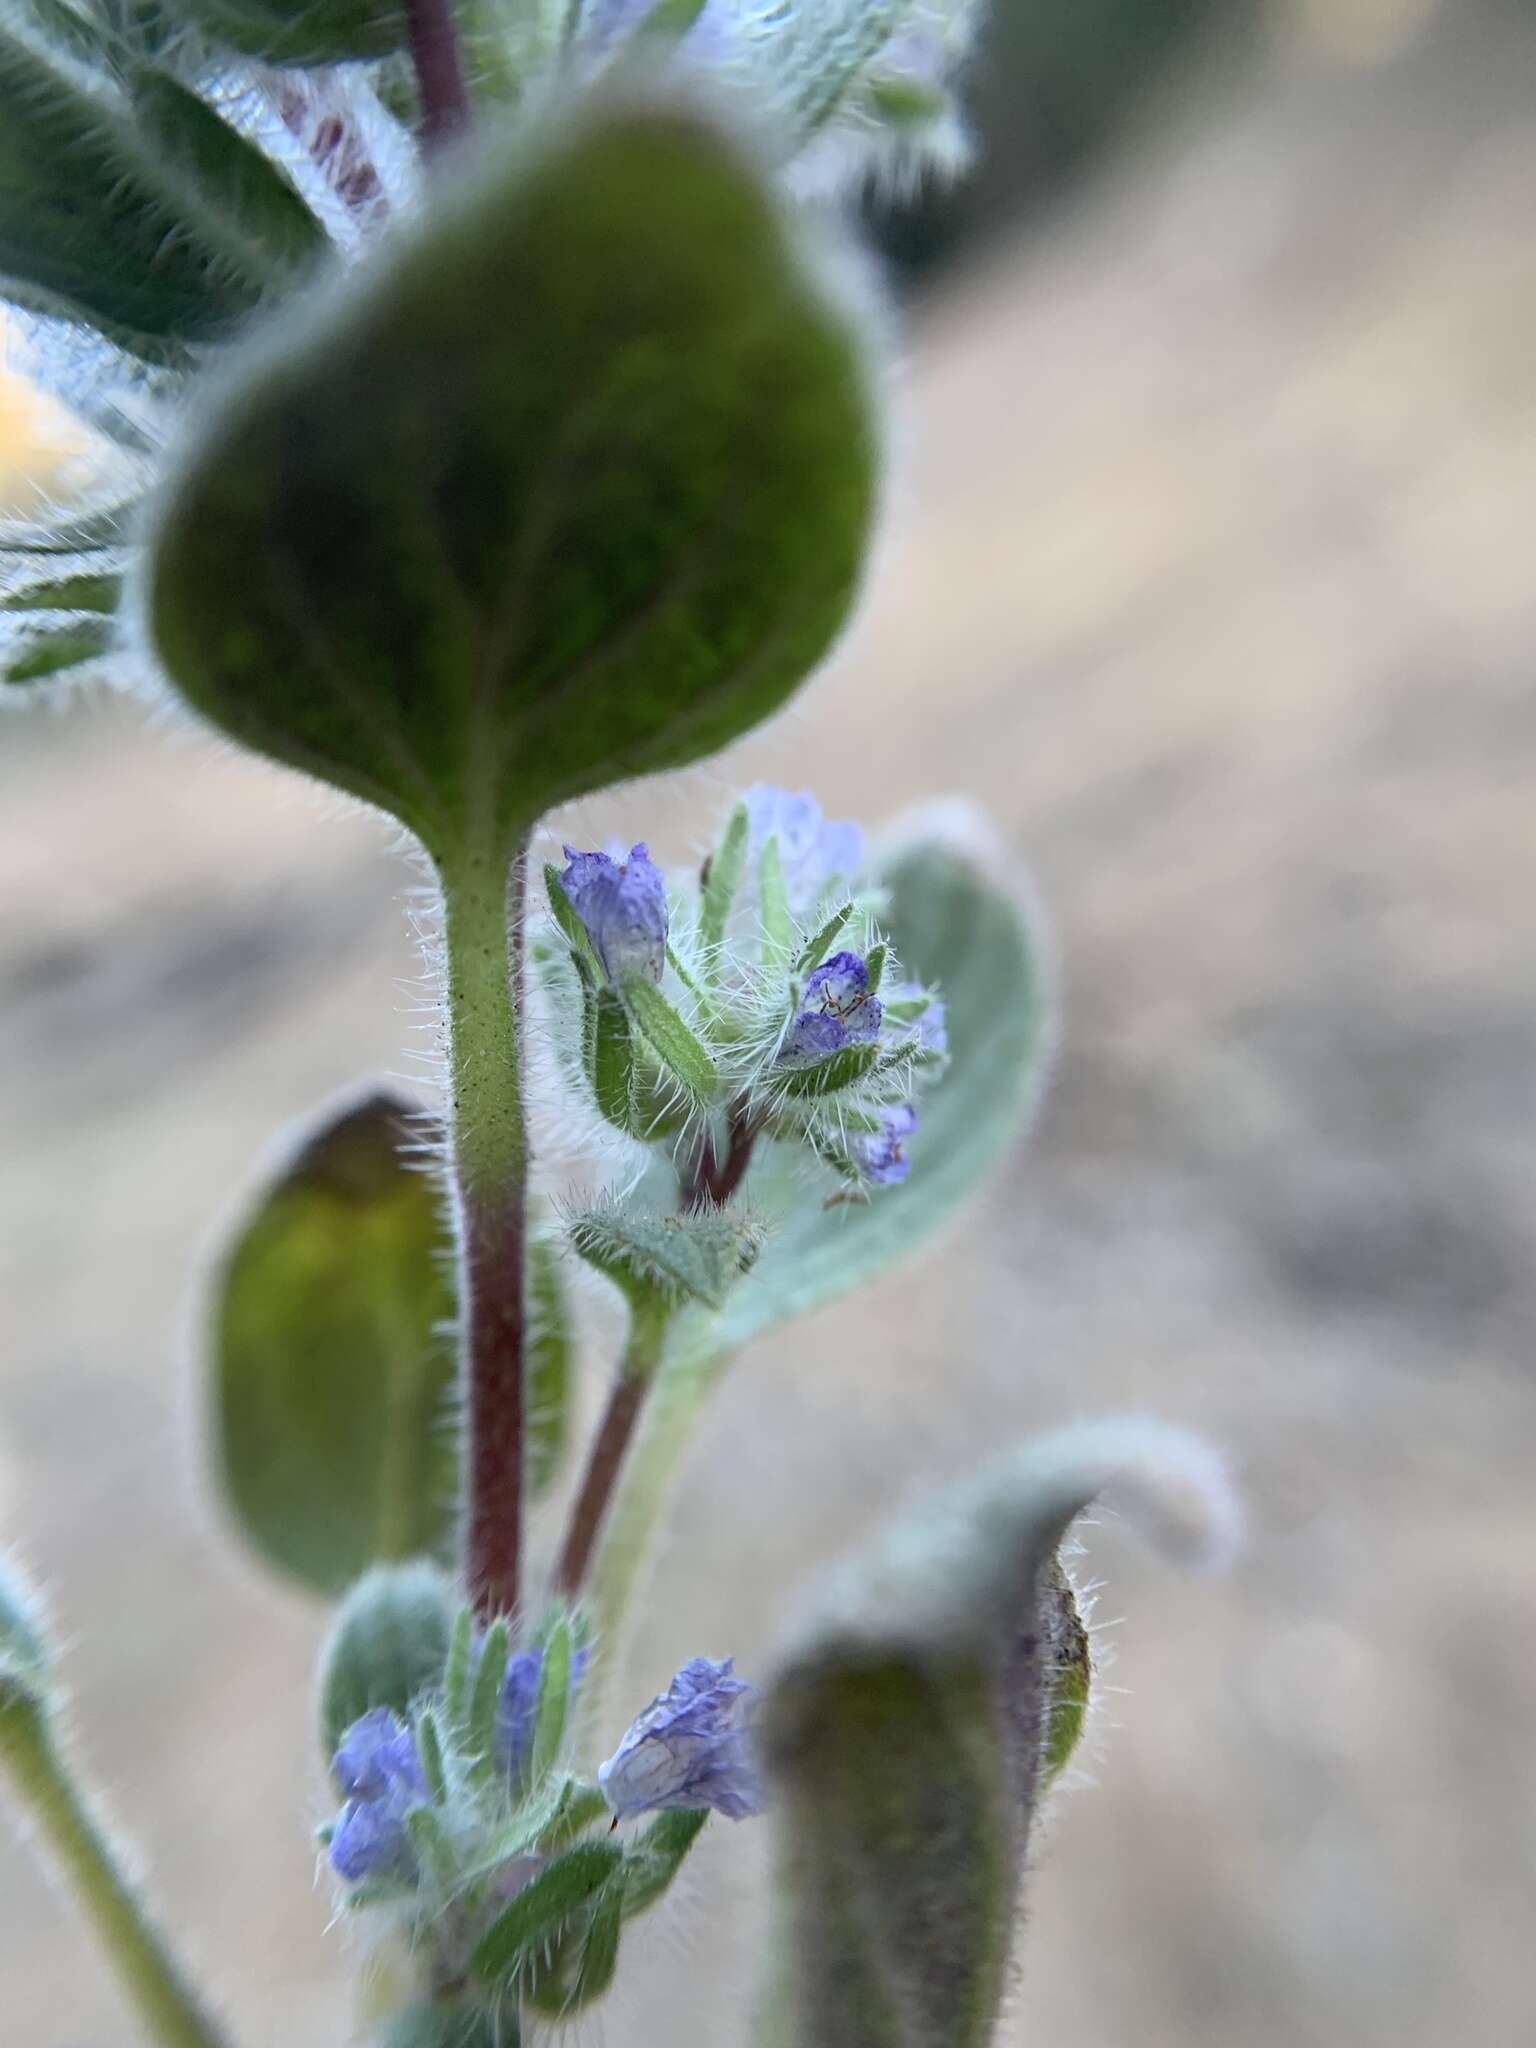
[329,1708,428,1883]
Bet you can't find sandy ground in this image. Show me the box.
[3,7,1535,2044]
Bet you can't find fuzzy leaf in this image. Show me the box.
[169,0,408,65]
[0,570,119,614]
[317,1561,453,1758]
[0,20,297,358]
[622,976,716,1102]
[699,798,749,955]
[147,104,879,860]
[2,615,112,687]
[568,1198,765,1313]
[620,1805,708,1919]
[758,1422,1238,2048]
[212,1088,456,1595]
[471,1840,624,1985]
[125,68,328,274]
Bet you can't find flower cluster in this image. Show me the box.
[324,1643,762,1891]
[545,785,951,1215]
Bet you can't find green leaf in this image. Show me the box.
[470,1841,624,1985]
[795,900,854,973]
[622,976,716,1102]
[2,615,112,688]
[758,835,793,957]
[699,799,749,955]
[592,987,638,1130]
[620,1806,708,1920]
[722,829,1052,1350]
[211,1088,457,1596]
[416,1708,449,1806]
[125,68,327,275]
[148,104,879,859]
[442,1605,474,1727]
[464,1618,510,1760]
[530,1615,572,1780]
[777,1039,881,1099]
[535,1779,610,1854]
[569,1881,624,2008]
[167,0,408,63]
[0,571,119,614]
[567,1197,765,1313]
[526,1236,572,1500]
[757,1422,1237,2048]
[317,1561,453,1758]
[0,20,296,359]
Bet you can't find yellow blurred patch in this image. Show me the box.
[0,317,90,516]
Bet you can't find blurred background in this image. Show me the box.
[3,0,1534,2040]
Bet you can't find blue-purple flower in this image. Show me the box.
[560,842,669,985]
[853,1103,918,1185]
[745,787,864,913]
[328,1709,427,1883]
[598,1657,764,1821]
[784,950,884,1059]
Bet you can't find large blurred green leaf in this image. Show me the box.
[148,103,880,863]
[213,1089,457,1594]
[757,1422,1233,2048]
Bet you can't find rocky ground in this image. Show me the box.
[2,5,1534,2043]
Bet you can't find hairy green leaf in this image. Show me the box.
[0,20,300,358]
[471,1840,624,1985]
[317,1561,453,1757]
[212,1088,456,1595]
[148,104,879,859]
[568,1197,765,1313]
[169,0,407,64]
[758,1422,1237,2048]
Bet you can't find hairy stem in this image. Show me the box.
[442,842,530,1622]
[554,1295,670,1599]
[403,0,471,153]
[575,1317,733,1748]
[0,1702,232,2048]
[681,1099,757,1211]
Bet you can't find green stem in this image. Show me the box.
[0,1700,232,2048]
[553,1293,671,1600]
[579,1316,730,1741]
[442,840,531,1623]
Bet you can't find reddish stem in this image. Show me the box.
[403,0,472,154]
[462,1184,527,1620]
[554,1372,648,1599]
